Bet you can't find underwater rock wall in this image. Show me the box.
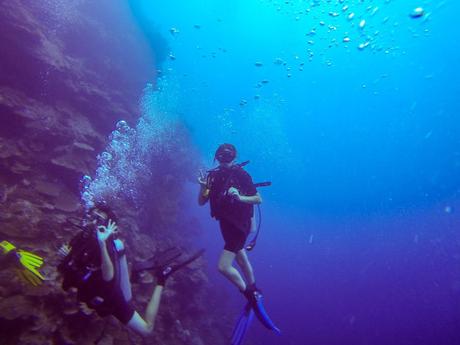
[0,1,230,344]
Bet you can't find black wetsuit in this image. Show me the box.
[208,165,257,252]
[60,233,135,324]
[77,259,135,324]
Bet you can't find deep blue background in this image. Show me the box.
[129,1,460,344]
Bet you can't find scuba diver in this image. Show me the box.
[198,144,280,344]
[198,143,261,298]
[58,203,204,336]
[0,240,45,286]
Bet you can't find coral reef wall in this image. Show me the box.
[0,1,230,344]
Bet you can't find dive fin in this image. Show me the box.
[132,247,182,273]
[165,249,205,275]
[17,249,45,286]
[251,292,281,334]
[18,249,44,269]
[158,249,205,276]
[230,302,254,345]
[18,268,44,286]
[1,241,45,286]
[155,249,205,285]
[0,240,15,253]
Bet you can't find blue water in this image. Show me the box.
[95,1,459,344]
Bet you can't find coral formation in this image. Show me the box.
[0,1,230,344]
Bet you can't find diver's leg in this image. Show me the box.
[218,249,246,291]
[145,284,163,327]
[235,249,255,286]
[127,285,164,336]
[126,312,150,336]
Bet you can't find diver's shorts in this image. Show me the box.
[87,289,134,324]
[219,218,251,253]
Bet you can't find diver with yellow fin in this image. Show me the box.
[0,240,45,286]
[58,203,204,335]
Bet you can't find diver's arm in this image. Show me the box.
[144,285,164,332]
[198,184,210,205]
[97,219,118,282]
[228,188,262,204]
[126,285,164,335]
[238,192,262,205]
[197,171,210,205]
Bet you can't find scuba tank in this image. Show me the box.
[206,160,271,251]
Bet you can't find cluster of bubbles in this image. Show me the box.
[81,78,178,210]
[163,0,433,113]
[233,0,433,108]
[210,96,293,176]
[136,79,179,158]
[261,0,431,66]
[81,120,144,209]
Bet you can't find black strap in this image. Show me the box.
[254,181,271,188]
[208,162,247,198]
[207,163,271,251]
[245,181,271,251]
[246,204,262,251]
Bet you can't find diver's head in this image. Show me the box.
[87,203,118,227]
[215,143,237,165]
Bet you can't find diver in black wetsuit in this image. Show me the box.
[197,144,262,301]
[59,204,203,336]
[198,145,280,344]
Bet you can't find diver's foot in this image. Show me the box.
[155,266,171,286]
[154,249,205,286]
[243,284,262,304]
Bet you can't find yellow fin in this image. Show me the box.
[18,250,44,269]
[0,240,16,254]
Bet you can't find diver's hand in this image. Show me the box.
[79,302,94,316]
[197,170,207,187]
[97,219,118,243]
[228,187,241,201]
[58,244,71,259]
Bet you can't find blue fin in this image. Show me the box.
[230,302,254,345]
[252,293,281,334]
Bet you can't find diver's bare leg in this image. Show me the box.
[218,249,246,291]
[236,249,255,286]
[127,285,164,335]
[145,285,163,328]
